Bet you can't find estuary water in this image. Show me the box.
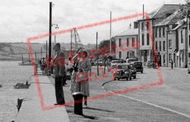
[0,61,33,122]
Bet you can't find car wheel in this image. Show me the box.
[118,78,120,81]
[134,76,136,79]
[141,71,143,73]
[126,78,128,81]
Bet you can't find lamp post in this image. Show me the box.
[110,11,112,55]
[52,24,59,55]
[48,2,53,75]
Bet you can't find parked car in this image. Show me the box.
[126,57,138,64]
[132,61,143,73]
[113,64,132,81]
[129,64,137,79]
[111,59,126,67]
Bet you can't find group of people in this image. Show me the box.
[52,43,91,107]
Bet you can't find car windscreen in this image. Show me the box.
[112,60,126,63]
[134,62,142,67]
[117,65,127,69]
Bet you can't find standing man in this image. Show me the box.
[53,43,66,105]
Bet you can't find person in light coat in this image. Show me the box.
[70,50,91,106]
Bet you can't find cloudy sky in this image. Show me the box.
[0,0,185,44]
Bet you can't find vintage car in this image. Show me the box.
[188,62,190,74]
[132,61,143,73]
[113,64,132,81]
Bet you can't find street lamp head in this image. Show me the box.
[52,24,59,29]
[55,25,59,29]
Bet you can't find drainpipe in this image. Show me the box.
[185,22,188,68]
[166,26,169,67]
[138,21,141,61]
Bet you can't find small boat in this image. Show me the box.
[14,82,30,89]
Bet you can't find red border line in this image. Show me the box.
[26,12,164,111]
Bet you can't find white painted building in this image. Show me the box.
[138,4,180,65]
[114,29,139,60]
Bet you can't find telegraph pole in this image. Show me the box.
[49,2,52,70]
[110,11,112,55]
[70,29,73,57]
[46,40,48,58]
[96,32,99,76]
[40,47,42,59]
[143,4,145,19]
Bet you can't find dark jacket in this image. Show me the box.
[53,51,66,77]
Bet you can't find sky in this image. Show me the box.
[0,0,185,44]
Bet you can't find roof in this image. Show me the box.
[151,4,180,18]
[114,29,138,37]
[138,4,180,22]
[172,18,187,31]
[155,5,186,26]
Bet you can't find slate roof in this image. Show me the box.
[138,4,180,23]
[150,4,180,19]
[155,5,187,26]
[114,29,138,37]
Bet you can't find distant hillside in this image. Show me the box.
[0,42,96,60]
[0,43,43,60]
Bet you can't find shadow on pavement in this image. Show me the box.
[82,114,97,120]
[83,106,114,113]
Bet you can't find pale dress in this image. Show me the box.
[70,58,91,97]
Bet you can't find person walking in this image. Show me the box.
[52,43,66,105]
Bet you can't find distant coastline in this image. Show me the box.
[0,57,21,61]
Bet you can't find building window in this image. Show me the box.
[163,54,165,64]
[163,41,165,51]
[181,30,183,43]
[159,41,161,51]
[189,35,190,47]
[169,53,172,61]
[155,41,158,50]
[127,52,129,58]
[119,51,122,59]
[169,39,172,49]
[159,27,161,37]
[141,22,144,31]
[189,53,190,58]
[132,37,135,47]
[163,27,165,37]
[147,33,150,45]
[155,27,158,37]
[119,38,121,47]
[142,34,144,45]
[127,38,129,47]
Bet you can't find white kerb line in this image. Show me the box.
[102,85,190,119]
[118,94,190,119]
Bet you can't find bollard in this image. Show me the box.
[72,92,83,115]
